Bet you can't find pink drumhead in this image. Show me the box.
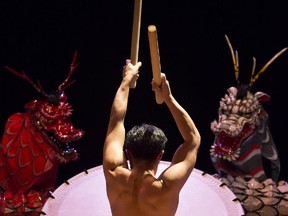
[42,161,244,216]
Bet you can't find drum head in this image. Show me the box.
[42,161,244,216]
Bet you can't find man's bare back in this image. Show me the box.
[105,165,183,216]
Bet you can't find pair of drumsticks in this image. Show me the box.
[129,0,163,104]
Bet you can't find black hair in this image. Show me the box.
[124,123,167,162]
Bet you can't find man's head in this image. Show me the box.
[124,123,168,163]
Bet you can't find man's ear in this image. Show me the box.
[125,149,131,160]
[125,149,133,169]
[157,150,164,162]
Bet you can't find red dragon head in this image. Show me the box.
[4,51,85,162]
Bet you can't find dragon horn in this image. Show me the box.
[5,66,48,97]
[225,35,240,83]
[58,50,79,92]
[250,47,287,86]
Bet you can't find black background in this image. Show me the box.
[0,0,287,187]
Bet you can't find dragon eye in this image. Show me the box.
[59,92,67,103]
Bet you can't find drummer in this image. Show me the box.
[103,60,201,216]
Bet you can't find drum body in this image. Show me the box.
[42,161,244,216]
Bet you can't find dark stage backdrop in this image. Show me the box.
[0,0,287,186]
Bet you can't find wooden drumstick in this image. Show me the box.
[148,25,163,104]
[130,0,143,88]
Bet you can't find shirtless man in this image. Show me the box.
[103,59,201,216]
